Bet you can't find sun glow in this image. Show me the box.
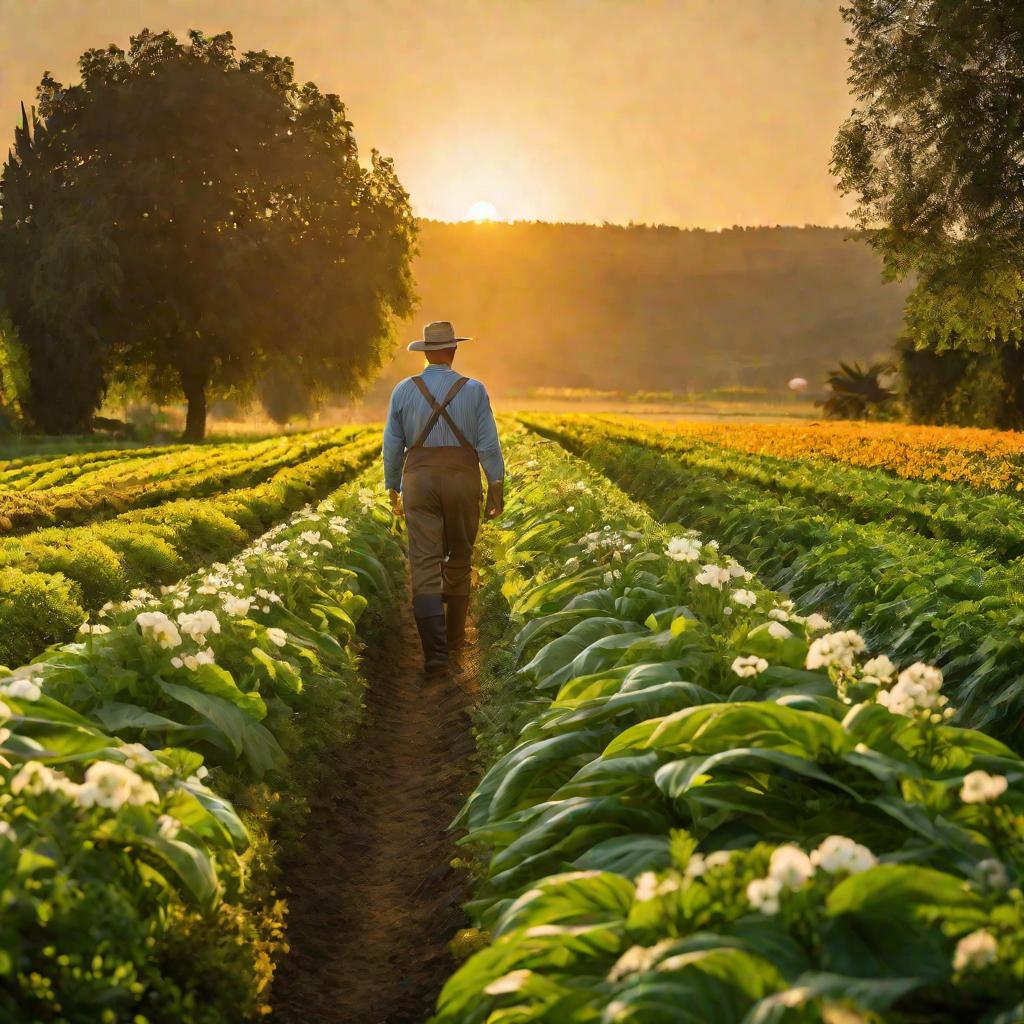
[466,200,500,222]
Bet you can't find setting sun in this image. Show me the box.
[466,200,500,222]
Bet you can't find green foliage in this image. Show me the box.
[898,338,1024,429]
[0,470,404,1020]
[832,1,1024,409]
[818,360,896,420]
[0,431,378,666]
[434,431,1024,1022]
[0,426,362,534]
[0,314,28,434]
[528,416,1024,745]
[0,29,416,437]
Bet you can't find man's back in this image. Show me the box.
[382,364,503,492]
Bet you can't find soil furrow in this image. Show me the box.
[271,595,477,1024]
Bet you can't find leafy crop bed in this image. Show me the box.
[0,430,378,666]
[527,415,1024,747]
[0,427,363,534]
[0,467,404,1021]
[434,430,1024,1023]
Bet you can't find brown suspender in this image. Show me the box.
[410,376,474,449]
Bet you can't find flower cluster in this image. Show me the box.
[11,758,159,811]
[876,662,953,722]
[580,526,638,564]
[745,837,877,916]
[805,630,867,673]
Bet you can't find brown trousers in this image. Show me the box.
[403,446,482,597]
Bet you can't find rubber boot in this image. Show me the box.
[413,594,449,676]
[445,594,470,651]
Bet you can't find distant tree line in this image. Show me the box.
[0,29,415,438]
[371,219,908,401]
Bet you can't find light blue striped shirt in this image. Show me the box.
[382,364,505,492]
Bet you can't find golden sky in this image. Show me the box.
[0,0,855,228]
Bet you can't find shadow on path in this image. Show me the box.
[271,595,478,1024]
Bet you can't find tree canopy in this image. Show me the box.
[832,1,1024,353]
[0,29,416,437]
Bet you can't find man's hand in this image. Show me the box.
[485,480,504,520]
[388,488,404,517]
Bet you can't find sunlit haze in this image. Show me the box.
[0,0,856,228]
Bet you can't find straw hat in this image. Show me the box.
[408,321,473,352]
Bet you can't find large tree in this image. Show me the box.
[0,29,416,438]
[832,2,1024,362]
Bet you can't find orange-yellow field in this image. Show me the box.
[600,416,1024,492]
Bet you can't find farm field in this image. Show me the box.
[1,418,1023,1023]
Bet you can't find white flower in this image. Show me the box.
[634,871,659,902]
[666,536,702,562]
[960,770,1008,805]
[805,630,866,672]
[731,655,768,678]
[266,627,288,648]
[174,648,216,672]
[695,564,731,589]
[177,610,221,644]
[767,621,793,640]
[730,589,757,608]
[877,662,947,719]
[0,701,11,721]
[136,611,182,650]
[78,622,111,635]
[1,675,42,701]
[810,835,877,875]
[328,515,350,535]
[861,655,896,685]
[684,853,707,878]
[725,558,748,579]
[746,876,782,915]
[768,845,814,889]
[704,851,732,869]
[704,540,719,551]
[804,613,832,632]
[768,608,791,622]
[157,814,182,839]
[77,761,158,810]
[0,821,14,842]
[221,594,252,617]
[11,761,65,797]
[299,530,322,545]
[953,929,998,972]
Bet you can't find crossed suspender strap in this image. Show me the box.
[410,375,474,449]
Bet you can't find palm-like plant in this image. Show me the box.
[818,360,896,419]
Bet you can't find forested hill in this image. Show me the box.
[377,220,909,397]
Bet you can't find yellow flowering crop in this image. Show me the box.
[600,417,1024,492]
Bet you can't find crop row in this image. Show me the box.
[0,432,379,668]
[434,432,1024,1023]
[589,415,1024,561]
[0,427,362,534]
[623,417,1024,492]
[0,469,403,1022]
[527,416,1024,748]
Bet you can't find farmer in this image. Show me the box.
[382,321,505,675]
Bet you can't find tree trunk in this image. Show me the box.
[180,368,208,442]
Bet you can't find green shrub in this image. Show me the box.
[0,567,84,666]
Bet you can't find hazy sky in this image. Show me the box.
[0,0,855,228]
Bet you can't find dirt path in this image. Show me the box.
[270,597,479,1024]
